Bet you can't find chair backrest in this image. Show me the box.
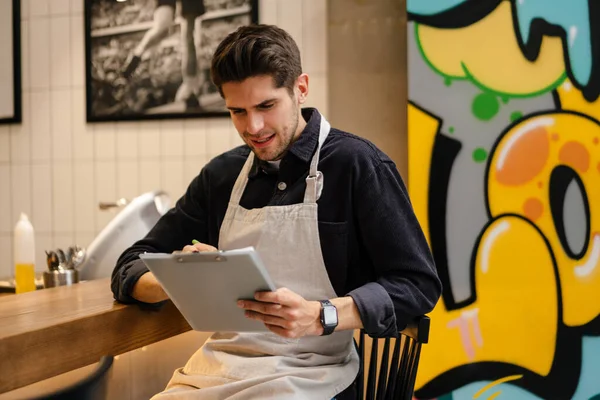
[354,316,430,400]
[31,356,114,400]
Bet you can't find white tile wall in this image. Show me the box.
[72,160,94,233]
[30,91,51,162]
[29,0,50,17]
[10,165,32,226]
[0,0,328,278]
[49,0,70,16]
[94,160,116,230]
[0,166,11,233]
[10,92,30,163]
[52,162,74,234]
[160,120,184,158]
[50,16,72,88]
[29,19,51,90]
[138,122,161,159]
[0,236,11,282]
[0,126,9,162]
[51,91,73,162]
[183,119,207,157]
[117,160,140,200]
[116,123,139,160]
[31,163,53,232]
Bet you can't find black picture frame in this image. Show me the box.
[0,0,22,124]
[84,0,259,123]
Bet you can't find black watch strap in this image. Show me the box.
[319,299,338,336]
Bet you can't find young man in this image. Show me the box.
[112,24,441,399]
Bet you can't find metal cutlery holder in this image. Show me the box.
[43,246,85,288]
[43,269,79,288]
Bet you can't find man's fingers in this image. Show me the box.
[193,242,217,252]
[244,311,295,330]
[179,243,217,254]
[255,288,299,307]
[238,300,284,317]
[181,245,199,254]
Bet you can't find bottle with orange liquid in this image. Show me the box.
[14,213,36,294]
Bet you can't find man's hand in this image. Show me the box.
[179,241,217,253]
[238,288,323,338]
[132,241,217,303]
[239,289,364,338]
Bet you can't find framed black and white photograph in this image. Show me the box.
[84,0,258,122]
[0,0,21,124]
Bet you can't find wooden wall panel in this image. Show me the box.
[327,0,408,181]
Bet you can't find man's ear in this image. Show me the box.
[296,73,309,104]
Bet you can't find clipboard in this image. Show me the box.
[139,247,276,332]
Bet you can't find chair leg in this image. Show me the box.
[357,331,365,400]
[367,338,379,399]
[385,338,401,400]
[400,341,421,400]
[405,343,422,400]
[376,338,391,400]
[395,337,413,399]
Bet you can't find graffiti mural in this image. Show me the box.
[407,0,600,399]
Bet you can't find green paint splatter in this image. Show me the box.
[510,111,523,122]
[501,96,510,104]
[438,393,453,400]
[473,148,488,163]
[588,394,600,400]
[472,92,500,121]
[444,77,452,86]
[448,126,455,134]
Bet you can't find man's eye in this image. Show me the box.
[259,104,273,110]
[232,110,245,115]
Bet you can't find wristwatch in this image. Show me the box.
[319,300,338,335]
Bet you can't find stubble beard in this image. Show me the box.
[258,104,300,162]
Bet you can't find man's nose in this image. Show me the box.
[246,113,265,136]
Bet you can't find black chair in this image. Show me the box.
[355,316,430,400]
[30,356,114,400]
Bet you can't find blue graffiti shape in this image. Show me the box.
[407,0,470,16]
[407,0,501,28]
[512,0,600,101]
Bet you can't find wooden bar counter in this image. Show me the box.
[0,278,193,394]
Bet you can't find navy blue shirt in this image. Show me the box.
[111,108,441,338]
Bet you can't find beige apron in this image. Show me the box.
[152,114,359,400]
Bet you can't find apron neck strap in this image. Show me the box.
[304,114,331,204]
[229,151,255,205]
[228,112,332,206]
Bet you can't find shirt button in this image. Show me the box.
[277,182,287,191]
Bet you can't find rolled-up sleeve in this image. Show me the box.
[347,282,396,336]
[111,259,151,304]
[350,160,442,337]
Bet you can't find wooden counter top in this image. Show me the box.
[0,278,192,394]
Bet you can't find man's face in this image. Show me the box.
[222,75,307,161]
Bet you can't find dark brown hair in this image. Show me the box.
[210,24,302,96]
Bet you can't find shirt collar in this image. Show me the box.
[249,108,321,178]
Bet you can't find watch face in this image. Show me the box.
[323,306,338,326]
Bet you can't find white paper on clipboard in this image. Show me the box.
[139,247,276,332]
